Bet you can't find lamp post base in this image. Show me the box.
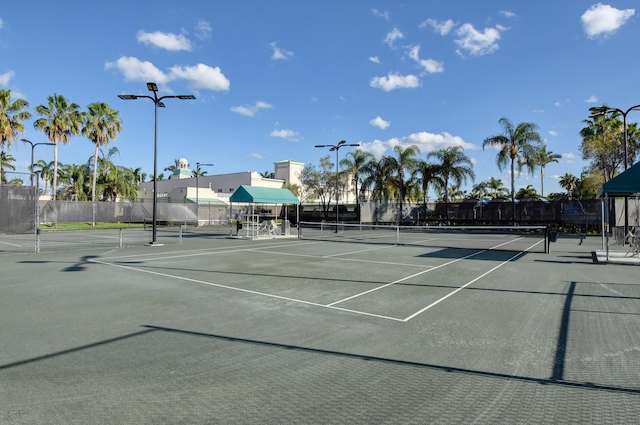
[146,242,165,247]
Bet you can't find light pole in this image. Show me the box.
[118,82,195,245]
[315,140,360,231]
[194,162,213,222]
[21,139,55,187]
[589,104,640,240]
[21,139,55,251]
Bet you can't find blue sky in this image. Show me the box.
[2,0,639,197]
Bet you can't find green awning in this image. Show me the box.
[229,185,299,204]
[598,162,640,197]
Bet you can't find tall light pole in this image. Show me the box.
[589,104,640,240]
[21,139,55,250]
[315,140,360,231]
[118,82,195,245]
[21,139,55,187]
[194,162,214,218]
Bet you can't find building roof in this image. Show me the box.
[229,185,299,204]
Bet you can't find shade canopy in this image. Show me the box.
[229,185,299,204]
[598,162,640,197]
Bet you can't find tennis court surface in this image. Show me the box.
[1,229,639,424]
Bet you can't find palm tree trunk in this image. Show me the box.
[92,145,99,227]
[52,143,58,201]
[510,158,516,223]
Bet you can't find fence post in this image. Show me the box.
[119,228,123,248]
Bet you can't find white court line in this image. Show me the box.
[88,258,404,322]
[402,251,525,321]
[0,240,24,247]
[328,248,489,307]
[89,235,544,322]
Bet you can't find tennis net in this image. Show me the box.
[297,222,549,254]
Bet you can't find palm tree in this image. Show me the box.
[82,102,122,207]
[34,94,84,201]
[413,160,443,221]
[98,164,138,202]
[164,159,181,173]
[0,89,32,150]
[192,167,209,178]
[515,184,539,199]
[482,117,542,222]
[130,167,147,185]
[533,145,561,197]
[58,163,89,201]
[559,173,578,197]
[340,149,374,217]
[485,177,507,198]
[32,159,54,195]
[428,146,475,222]
[381,144,420,220]
[0,150,16,184]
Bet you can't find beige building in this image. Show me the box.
[138,159,304,205]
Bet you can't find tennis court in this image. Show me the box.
[1,228,639,424]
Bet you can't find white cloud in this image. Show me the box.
[370,116,390,129]
[137,30,192,51]
[420,18,455,36]
[454,23,502,56]
[249,152,265,159]
[169,63,230,91]
[194,20,212,40]
[585,95,598,103]
[372,9,390,20]
[582,3,635,38]
[370,72,421,91]
[408,45,444,74]
[369,56,381,64]
[105,56,170,85]
[548,130,558,137]
[106,57,230,91]
[270,42,293,60]
[359,131,476,158]
[231,101,273,117]
[419,58,444,73]
[270,129,301,142]
[384,27,404,48]
[0,70,15,86]
[563,152,576,163]
[500,10,517,18]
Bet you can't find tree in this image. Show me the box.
[192,167,209,177]
[300,156,335,218]
[482,117,542,222]
[0,150,16,184]
[559,173,578,197]
[515,184,539,199]
[381,144,420,220]
[82,102,122,207]
[0,89,31,150]
[340,149,374,215]
[164,159,181,173]
[33,159,54,195]
[34,94,84,201]
[58,163,89,201]
[130,167,147,185]
[533,145,561,197]
[579,108,624,182]
[428,146,475,221]
[485,177,508,198]
[413,160,443,220]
